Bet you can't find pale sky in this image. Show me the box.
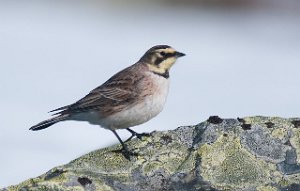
[1,0,300,188]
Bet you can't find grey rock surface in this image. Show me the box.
[3,116,300,191]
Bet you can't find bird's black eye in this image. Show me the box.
[160,52,166,56]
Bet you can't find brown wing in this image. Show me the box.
[52,64,145,116]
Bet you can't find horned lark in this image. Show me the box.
[30,45,185,159]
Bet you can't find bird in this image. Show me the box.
[30,45,185,159]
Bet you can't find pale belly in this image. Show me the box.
[72,73,170,130]
[98,92,168,129]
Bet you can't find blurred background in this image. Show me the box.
[1,0,299,187]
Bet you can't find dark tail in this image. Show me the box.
[30,115,69,131]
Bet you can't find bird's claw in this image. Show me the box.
[125,132,151,142]
[136,132,151,140]
[112,145,138,160]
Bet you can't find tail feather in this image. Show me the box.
[49,105,70,113]
[30,115,68,131]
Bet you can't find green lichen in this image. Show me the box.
[271,128,288,140]
[198,134,273,190]
[243,116,294,129]
[283,173,300,185]
[68,146,133,173]
[256,185,278,191]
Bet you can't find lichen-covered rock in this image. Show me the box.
[3,116,300,191]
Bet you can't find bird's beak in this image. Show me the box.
[175,51,186,58]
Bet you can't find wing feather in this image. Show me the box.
[51,64,145,116]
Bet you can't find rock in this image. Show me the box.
[3,116,300,191]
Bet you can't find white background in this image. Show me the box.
[1,0,299,187]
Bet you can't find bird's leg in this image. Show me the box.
[111,130,137,160]
[125,128,151,142]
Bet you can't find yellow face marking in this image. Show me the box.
[146,47,179,75]
[147,57,177,74]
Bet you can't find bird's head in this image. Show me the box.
[140,45,185,78]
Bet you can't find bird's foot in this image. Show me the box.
[136,132,151,140]
[112,145,138,160]
[121,148,138,160]
[110,129,138,160]
[125,132,151,142]
[125,128,152,142]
